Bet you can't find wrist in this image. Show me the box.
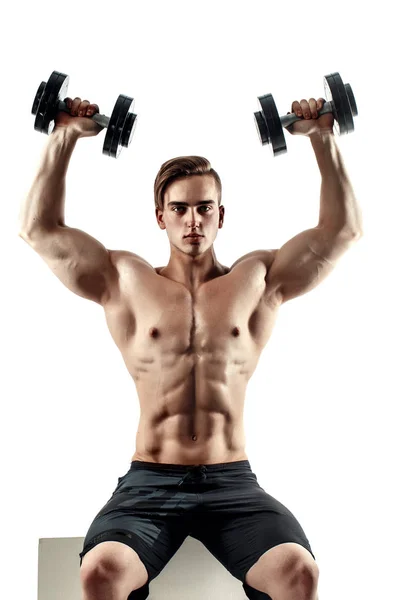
[309,129,335,143]
[309,129,344,179]
[38,126,79,177]
[51,126,80,146]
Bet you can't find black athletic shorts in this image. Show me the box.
[79,460,315,600]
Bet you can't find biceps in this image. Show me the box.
[266,227,353,303]
[280,244,335,302]
[27,226,116,304]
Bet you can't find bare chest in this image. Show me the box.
[104,258,280,361]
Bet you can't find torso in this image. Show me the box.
[103,250,281,465]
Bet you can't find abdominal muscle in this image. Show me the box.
[132,411,249,465]
[131,369,250,465]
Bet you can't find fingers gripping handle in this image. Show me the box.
[280,101,334,129]
[57,100,109,128]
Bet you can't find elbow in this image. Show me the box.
[18,227,37,241]
[339,225,363,240]
[18,229,30,240]
[18,228,39,244]
[350,228,363,239]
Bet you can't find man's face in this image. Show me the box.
[156,175,224,255]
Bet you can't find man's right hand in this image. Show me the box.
[55,97,102,138]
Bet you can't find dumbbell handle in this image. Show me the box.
[57,100,109,128]
[280,100,334,129]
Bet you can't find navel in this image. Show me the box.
[149,327,159,339]
[232,326,240,337]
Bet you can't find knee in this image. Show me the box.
[294,560,319,600]
[80,547,148,597]
[80,559,116,589]
[80,554,128,591]
[80,541,149,598]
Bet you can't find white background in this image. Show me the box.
[2,1,399,599]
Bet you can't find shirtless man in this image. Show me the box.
[19,92,362,600]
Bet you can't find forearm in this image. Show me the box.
[310,131,363,235]
[19,128,79,235]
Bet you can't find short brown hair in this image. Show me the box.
[154,156,222,211]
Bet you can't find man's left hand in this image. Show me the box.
[286,97,334,137]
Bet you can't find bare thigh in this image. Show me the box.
[80,541,148,590]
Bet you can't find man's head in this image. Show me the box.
[154,156,225,256]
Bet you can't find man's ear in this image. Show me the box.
[218,205,225,228]
[156,208,166,230]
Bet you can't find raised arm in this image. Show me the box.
[266,225,360,305]
[18,100,117,305]
[265,98,363,305]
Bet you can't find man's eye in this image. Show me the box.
[172,206,211,212]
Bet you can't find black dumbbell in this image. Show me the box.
[32,71,138,158]
[254,72,358,157]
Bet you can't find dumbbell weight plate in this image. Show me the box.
[33,71,69,135]
[103,95,136,158]
[345,83,358,119]
[254,111,269,145]
[258,94,287,156]
[335,72,357,134]
[121,112,137,148]
[31,81,46,118]
[324,72,354,136]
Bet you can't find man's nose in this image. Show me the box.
[186,209,200,226]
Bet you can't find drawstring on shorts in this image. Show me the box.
[178,465,208,487]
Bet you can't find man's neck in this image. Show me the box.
[160,248,226,290]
